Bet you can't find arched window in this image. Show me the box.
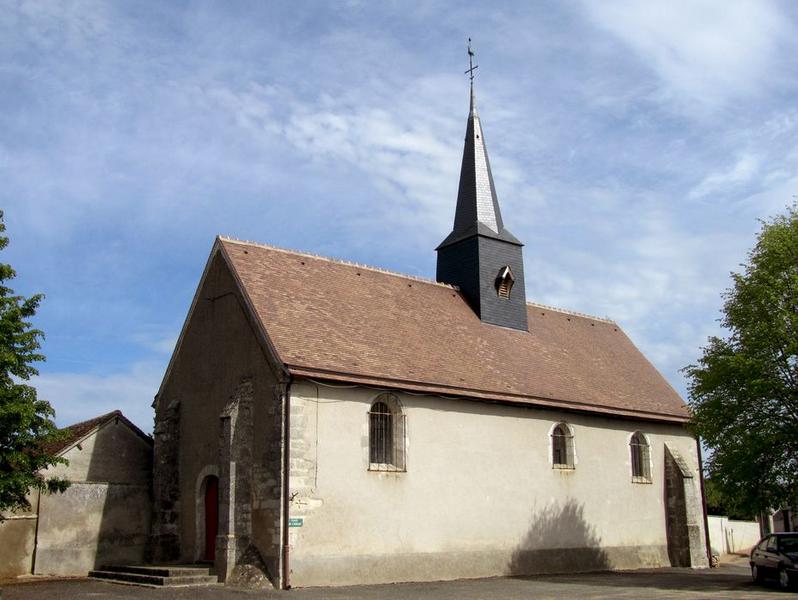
[630,432,651,482]
[551,423,574,469]
[368,394,406,472]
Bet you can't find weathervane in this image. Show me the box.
[465,38,478,84]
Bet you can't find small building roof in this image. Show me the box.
[42,410,152,457]
[215,237,689,423]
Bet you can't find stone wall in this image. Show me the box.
[664,444,708,567]
[152,249,284,585]
[217,379,253,581]
[149,397,181,562]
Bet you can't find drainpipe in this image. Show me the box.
[280,379,292,590]
[30,488,42,574]
[696,437,712,566]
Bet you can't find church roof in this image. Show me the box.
[217,237,689,423]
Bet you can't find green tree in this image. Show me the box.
[686,204,798,516]
[704,477,756,520]
[0,211,67,516]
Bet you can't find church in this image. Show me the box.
[150,76,709,589]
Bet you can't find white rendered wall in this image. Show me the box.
[286,380,706,587]
[707,515,761,555]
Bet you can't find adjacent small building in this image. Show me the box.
[0,410,152,578]
[769,508,796,534]
[150,84,709,589]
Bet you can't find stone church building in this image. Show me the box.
[150,85,709,589]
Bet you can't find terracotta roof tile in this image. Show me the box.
[41,410,151,456]
[220,238,689,423]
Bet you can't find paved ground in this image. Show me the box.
[1,561,791,599]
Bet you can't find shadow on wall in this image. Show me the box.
[88,418,152,569]
[507,499,610,576]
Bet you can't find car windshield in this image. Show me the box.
[780,536,798,553]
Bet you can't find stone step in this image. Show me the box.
[89,567,218,587]
[99,564,213,577]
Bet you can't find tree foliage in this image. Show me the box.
[704,477,756,520]
[686,204,798,516]
[0,211,67,516]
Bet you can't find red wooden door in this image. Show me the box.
[204,476,218,561]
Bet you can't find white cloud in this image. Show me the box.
[33,362,162,433]
[534,208,719,318]
[527,197,748,397]
[685,107,798,206]
[209,76,471,236]
[740,173,798,219]
[581,0,789,111]
[689,154,760,200]
[130,331,179,355]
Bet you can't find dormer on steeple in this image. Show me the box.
[436,45,528,332]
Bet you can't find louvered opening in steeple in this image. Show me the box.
[496,266,514,299]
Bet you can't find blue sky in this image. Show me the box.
[2,1,797,432]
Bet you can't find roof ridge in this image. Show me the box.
[220,237,617,323]
[63,409,121,430]
[526,300,615,324]
[219,236,458,290]
[41,410,124,458]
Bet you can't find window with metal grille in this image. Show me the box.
[630,432,651,483]
[368,395,406,472]
[495,266,514,299]
[551,423,574,469]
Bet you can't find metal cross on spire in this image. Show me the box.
[465,38,478,84]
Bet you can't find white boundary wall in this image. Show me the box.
[708,515,761,555]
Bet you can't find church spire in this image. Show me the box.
[437,49,520,249]
[436,41,528,331]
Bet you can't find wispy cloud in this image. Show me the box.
[129,330,179,356]
[33,362,162,432]
[581,0,791,113]
[689,154,760,200]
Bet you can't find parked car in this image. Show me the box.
[750,532,798,590]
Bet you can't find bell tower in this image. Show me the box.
[436,41,528,331]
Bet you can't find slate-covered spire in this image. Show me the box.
[438,85,521,249]
[436,45,528,331]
